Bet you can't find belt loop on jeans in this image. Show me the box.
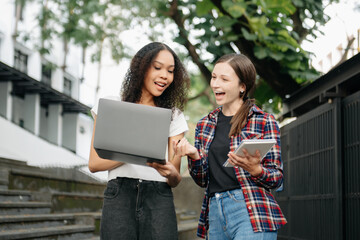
[137,179,142,188]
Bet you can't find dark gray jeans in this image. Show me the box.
[100,177,178,240]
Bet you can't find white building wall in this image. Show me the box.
[0,116,88,168]
[0,1,82,100]
[0,1,15,66]
[77,114,93,160]
[0,1,94,170]
[302,0,360,73]
[62,113,78,152]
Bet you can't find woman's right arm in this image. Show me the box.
[174,123,208,188]
[88,115,124,173]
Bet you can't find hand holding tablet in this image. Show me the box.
[223,139,276,167]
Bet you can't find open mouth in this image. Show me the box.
[215,91,225,96]
[155,82,166,88]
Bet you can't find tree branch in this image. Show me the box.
[333,36,356,68]
[210,0,301,98]
[290,8,308,44]
[168,0,212,84]
[188,86,217,108]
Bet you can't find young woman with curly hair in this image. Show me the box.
[89,42,190,240]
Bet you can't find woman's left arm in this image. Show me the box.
[251,114,283,189]
[148,133,184,187]
[227,114,283,189]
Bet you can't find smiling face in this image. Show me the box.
[141,50,175,105]
[211,62,245,115]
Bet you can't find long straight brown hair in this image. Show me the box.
[214,53,256,137]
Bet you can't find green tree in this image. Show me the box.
[19,0,343,114]
[21,0,170,101]
[159,0,340,113]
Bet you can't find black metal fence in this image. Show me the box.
[274,91,360,239]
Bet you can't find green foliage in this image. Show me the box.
[216,0,313,81]
[196,0,216,16]
[253,79,282,115]
[42,61,58,72]
[21,0,341,117]
[222,0,247,18]
[170,0,339,114]
[24,0,143,65]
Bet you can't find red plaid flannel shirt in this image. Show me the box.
[188,105,287,238]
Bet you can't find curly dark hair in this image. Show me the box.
[121,42,190,111]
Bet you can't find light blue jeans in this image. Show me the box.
[208,189,277,240]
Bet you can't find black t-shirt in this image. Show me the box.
[208,111,240,196]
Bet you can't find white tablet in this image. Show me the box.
[223,139,276,167]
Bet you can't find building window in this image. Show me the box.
[318,60,323,73]
[41,64,52,85]
[19,119,24,128]
[63,77,72,96]
[14,49,28,73]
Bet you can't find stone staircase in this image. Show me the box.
[0,157,201,240]
[173,177,203,240]
[176,209,200,240]
[0,157,103,240]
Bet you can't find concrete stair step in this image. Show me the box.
[85,237,100,240]
[0,213,75,231]
[178,220,200,240]
[0,212,102,223]
[0,189,32,202]
[178,220,198,232]
[179,213,197,221]
[9,168,106,195]
[0,212,101,232]
[0,179,8,190]
[176,210,199,240]
[0,224,95,240]
[51,191,104,213]
[0,168,9,189]
[177,210,198,223]
[0,201,52,215]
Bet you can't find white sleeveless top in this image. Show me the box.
[91,96,188,182]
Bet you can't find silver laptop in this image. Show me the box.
[93,98,172,165]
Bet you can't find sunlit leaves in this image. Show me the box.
[221,0,247,18]
[241,28,257,41]
[257,0,296,15]
[254,78,282,114]
[248,16,274,38]
[254,46,269,59]
[196,0,216,16]
[213,16,237,28]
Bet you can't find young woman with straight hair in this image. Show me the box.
[173,53,286,239]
